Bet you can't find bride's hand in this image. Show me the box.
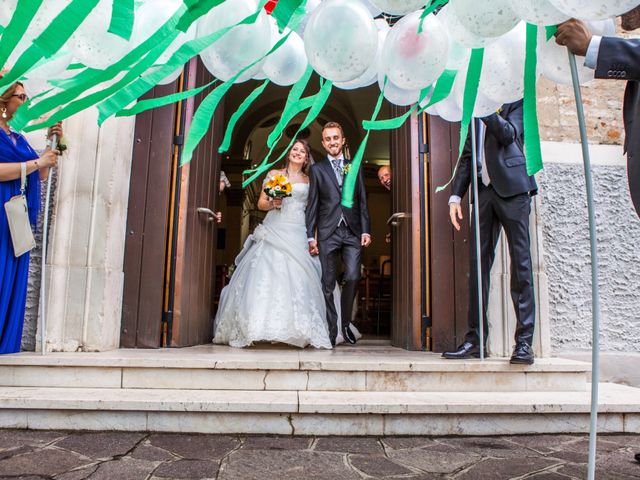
[272,197,283,209]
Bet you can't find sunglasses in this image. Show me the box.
[11,93,28,101]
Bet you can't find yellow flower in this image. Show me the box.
[282,183,292,194]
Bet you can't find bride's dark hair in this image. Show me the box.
[284,139,313,176]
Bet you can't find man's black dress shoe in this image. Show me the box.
[442,341,486,359]
[342,324,357,344]
[510,343,534,365]
[634,452,640,464]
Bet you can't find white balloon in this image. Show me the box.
[334,24,387,90]
[359,0,383,17]
[548,0,640,20]
[198,0,271,82]
[452,68,503,117]
[295,0,321,35]
[369,0,426,15]
[451,0,520,38]
[437,4,492,49]
[432,94,463,122]
[304,0,378,82]
[263,30,308,86]
[590,18,617,36]
[446,38,471,70]
[478,22,528,104]
[67,0,130,69]
[537,25,594,84]
[381,11,449,90]
[379,73,420,106]
[507,0,570,26]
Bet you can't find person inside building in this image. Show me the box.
[213,139,332,349]
[0,79,62,354]
[214,170,231,223]
[377,165,392,243]
[442,100,538,365]
[555,6,640,218]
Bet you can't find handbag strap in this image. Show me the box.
[20,161,26,194]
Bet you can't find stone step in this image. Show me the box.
[0,383,638,435]
[0,347,591,393]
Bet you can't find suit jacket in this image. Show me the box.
[305,157,371,241]
[596,37,640,215]
[451,99,537,200]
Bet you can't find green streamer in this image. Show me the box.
[272,0,308,32]
[180,81,235,167]
[545,25,557,41]
[0,0,43,69]
[458,48,484,158]
[363,85,432,130]
[342,88,386,208]
[418,0,448,33]
[219,79,270,153]
[267,65,314,148]
[524,23,543,175]
[98,4,273,125]
[108,0,135,41]
[434,48,484,194]
[21,39,173,132]
[418,69,457,111]
[242,78,333,187]
[116,78,217,117]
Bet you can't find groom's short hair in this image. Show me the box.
[322,121,345,138]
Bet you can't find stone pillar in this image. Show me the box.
[36,108,135,352]
[487,194,552,358]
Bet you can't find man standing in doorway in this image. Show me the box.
[442,100,538,365]
[306,122,372,346]
[377,165,392,243]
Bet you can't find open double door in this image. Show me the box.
[121,59,470,351]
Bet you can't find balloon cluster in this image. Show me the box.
[3,0,637,120]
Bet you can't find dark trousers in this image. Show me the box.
[318,224,361,343]
[465,184,536,347]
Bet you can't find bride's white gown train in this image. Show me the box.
[213,183,332,349]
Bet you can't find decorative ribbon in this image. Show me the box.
[116,78,218,117]
[524,23,542,175]
[271,0,308,32]
[418,0,449,33]
[341,81,386,208]
[242,76,333,187]
[108,0,135,41]
[218,79,270,153]
[435,48,484,193]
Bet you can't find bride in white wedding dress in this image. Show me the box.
[213,140,332,349]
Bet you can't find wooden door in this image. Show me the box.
[121,82,178,348]
[427,116,470,352]
[389,107,424,350]
[168,58,223,347]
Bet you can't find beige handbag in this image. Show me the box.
[4,162,36,257]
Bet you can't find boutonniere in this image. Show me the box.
[496,106,503,115]
[342,163,352,175]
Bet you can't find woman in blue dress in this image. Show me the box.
[0,80,62,354]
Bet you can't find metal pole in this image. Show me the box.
[39,134,57,355]
[567,50,600,480]
[470,120,484,360]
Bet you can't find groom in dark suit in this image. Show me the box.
[556,8,640,218]
[306,122,372,346]
[442,100,538,364]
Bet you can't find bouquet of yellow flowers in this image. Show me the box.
[264,173,293,199]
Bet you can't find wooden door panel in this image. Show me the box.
[121,83,178,348]
[170,58,222,347]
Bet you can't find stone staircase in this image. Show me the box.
[0,343,638,435]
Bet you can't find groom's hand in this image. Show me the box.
[361,234,371,247]
[308,239,319,255]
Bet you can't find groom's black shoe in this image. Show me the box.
[442,342,486,359]
[342,324,357,344]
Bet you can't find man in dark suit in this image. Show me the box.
[442,100,538,364]
[306,122,372,346]
[556,8,640,465]
[555,8,640,217]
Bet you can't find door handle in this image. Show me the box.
[197,207,217,222]
[387,212,411,226]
